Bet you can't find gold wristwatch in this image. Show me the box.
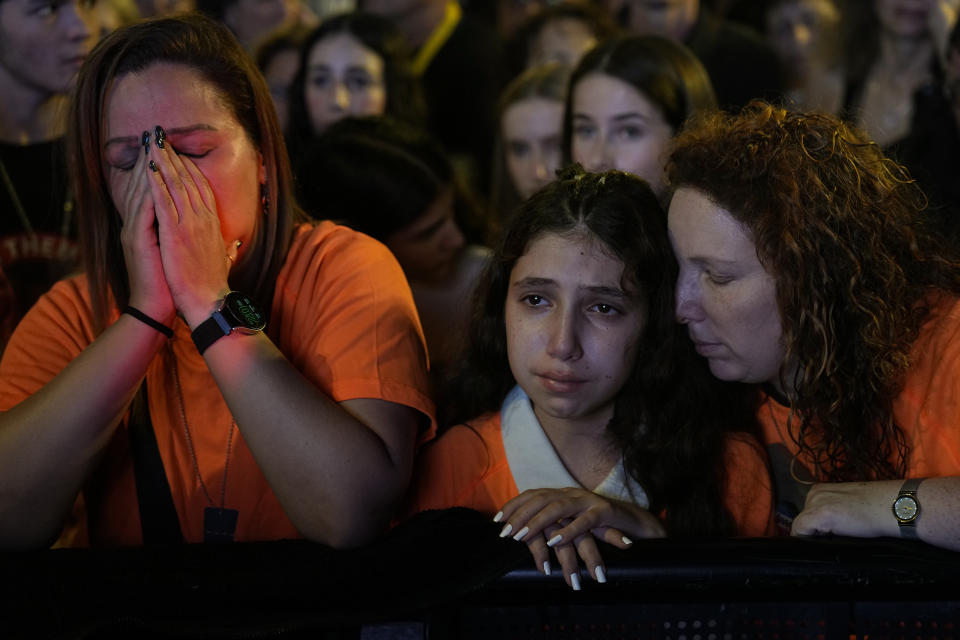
[892,477,924,539]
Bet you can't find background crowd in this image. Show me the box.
[6,0,960,357]
[2,0,960,582]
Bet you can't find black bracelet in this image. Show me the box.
[123,305,173,338]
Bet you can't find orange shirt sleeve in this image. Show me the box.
[403,414,517,518]
[0,276,98,411]
[722,432,776,537]
[270,222,437,441]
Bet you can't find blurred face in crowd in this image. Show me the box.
[875,0,932,40]
[668,187,787,391]
[0,0,99,96]
[224,0,296,50]
[497,0,549,37]
[361,0,424,19]
[263,45,300,133]
[385,186,465,283]
[625,0,699,41]
[570,72,673,197]
[305,32,387,134]
[766,0,839,73]
[503,97,564,199]
[527,16,597,69]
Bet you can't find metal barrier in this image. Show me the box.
[2,509,959,639]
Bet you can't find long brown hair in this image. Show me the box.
[68,13,303,332]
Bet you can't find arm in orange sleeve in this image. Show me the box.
[403,421,508,518]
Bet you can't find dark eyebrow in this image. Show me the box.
[104,124,217,149]
[514,276,556,288]
[584,285,629,298]
[412,216,448,240]
[689,256,743,268]
[513,277,629,298]
[573,113,648,123]
[612,113,649,123]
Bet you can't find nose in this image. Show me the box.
[587,140,616,173]
[63,0,96,42]
[332,82,349,112]
[793,22,811,48]
[674,269,705,324]
[532,151,549,183]
[438,218,464,253]
[546,307,582,361]
[576,139,605,173]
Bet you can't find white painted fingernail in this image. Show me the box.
[570,572,581,591]
[546,534,562,547]
[622,535,633,545]
[595,566,606,583]
[512,526,529,541]
[493,511,503,523]
[543,561,551,576]
[499,523,513,538]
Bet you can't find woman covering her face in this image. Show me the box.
[667,102,960,551]
[0,14,434,549]
[405,167,773,590]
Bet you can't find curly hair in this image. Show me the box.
[666,102,960,482]
[445,166,757,535]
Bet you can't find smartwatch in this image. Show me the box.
[191,291,266,355]
[892,477,924,539]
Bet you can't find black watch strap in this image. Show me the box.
[191,315,230,355]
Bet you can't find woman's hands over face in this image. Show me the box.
[146,128,235,328]
[119,138,175,323]
[495,487,666,590]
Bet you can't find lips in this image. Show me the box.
[62,54,87,70]
[536,372,588,393]
[691,340,724,357]
[687,330,724,355]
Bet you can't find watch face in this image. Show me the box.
[894,495,919,522]
[223,291,266,332]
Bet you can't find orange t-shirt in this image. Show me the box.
[406,386,774,537]
[0,222,435,546]
[759,294,960,530]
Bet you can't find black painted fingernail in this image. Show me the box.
[154,125,166,150]
[142,131,150,155]
[149,159,158,173]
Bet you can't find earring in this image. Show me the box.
[260,183,269,217]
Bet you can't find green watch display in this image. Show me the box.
[191,291,265,355]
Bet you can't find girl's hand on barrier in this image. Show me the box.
[496,488,666,589]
